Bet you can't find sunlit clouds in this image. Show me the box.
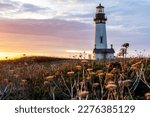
[0,0,150,59]
[0,19,94,58]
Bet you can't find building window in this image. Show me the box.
[100,36,103,43]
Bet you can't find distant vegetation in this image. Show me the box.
[0,56,150,100]
[1,56,69,62]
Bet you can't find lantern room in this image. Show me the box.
[96,4,104,14]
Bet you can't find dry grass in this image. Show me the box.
[0,56,150,100]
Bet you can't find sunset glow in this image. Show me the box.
[0,0,149,59]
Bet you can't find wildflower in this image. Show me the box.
[131,61,142,70]
[106,73,114,79]
[110,68,117,74]
[89,72,96,75]
[76,65,82,70]
[78,90,89,98]
[105,83,117,91]
[122,43,129,48]
[123,80,132,87]
[130,66,137,70]
[67,71,74,76]
[20,79,27,86]
[120,47,127,52]
[45,75,55,81]
[107,81,115,85]
[21,80,27,83]
[145,93,150,100]
[87,68,93,72]
[44,81,50,86]
[117,52,123,57]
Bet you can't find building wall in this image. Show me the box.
[95,23,107,49]
[95,53,114,60]
[106,53,114,59]
[95,53,104,60]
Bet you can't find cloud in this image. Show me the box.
[0,19,93,38]
[20,3,48,13]
[0,2,16,10]
[0,0,149,56]
[0,0,20,17]
[0,0,55,19]
[0,0,97,20]
[0,19,94,52]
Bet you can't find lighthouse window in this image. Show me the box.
[96,8,103,13]
[100,36,103,43]
[99,9,103,13]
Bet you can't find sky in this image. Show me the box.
[0,0,150,59]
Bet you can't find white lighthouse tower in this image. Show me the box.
[93,4,115,60]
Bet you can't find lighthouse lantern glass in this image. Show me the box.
[96,7,104,14]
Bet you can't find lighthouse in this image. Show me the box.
[93,4,115,60]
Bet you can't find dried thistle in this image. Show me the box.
[87,68,93,72]
[123,79,132,87]
[20,79,27,86]
[78,90,89,98]
[44,81,50,86]
[131,61,142,70]
[105,81,117,91]
[67,71,74,76]
[106,73,114,79]
[145,93,150,100]
[76,65,82,70]
[45,75,55,81]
